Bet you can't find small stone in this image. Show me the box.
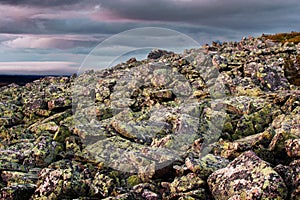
[286,139,300,158]
[170,173,205,193]
[185,154,229,178]
[48,97,71,111]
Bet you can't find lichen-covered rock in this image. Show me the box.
[148,49,174,60]
[1,184,36,200]
[89,172,114,198]
[26,135,64,167]
[213,130,274,159]
[0,168,40,199]
[217,96,281,140]
[0,102,23,127]
[0,149,28,172]
[185,154,230,178]
[286,139,300,158]
[159,173,210,199]
[170,173,205,193]
[268,112,300,164]
[1,170,39,186]
[244,62,289,91]
[275,160,300,200]
[33,160,109,199]
[47,97,72,111]
[85,135,178,182]
[207,151,287,200]
[130,183,160,200]
[165,188,209,200]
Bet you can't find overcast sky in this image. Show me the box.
[0,0,299,75]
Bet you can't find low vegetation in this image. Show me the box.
[263,31,300,44]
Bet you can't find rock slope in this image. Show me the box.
[0,33,299,199]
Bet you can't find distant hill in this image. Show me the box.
[0,75,56,87]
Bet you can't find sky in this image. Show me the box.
[0,0,299,75]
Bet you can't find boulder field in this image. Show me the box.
[0,34,299,199]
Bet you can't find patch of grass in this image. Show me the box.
[263,32,300,44]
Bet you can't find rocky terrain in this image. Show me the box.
[0,33,300,199]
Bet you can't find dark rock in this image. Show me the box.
[147,49,174,59]
[275,160,300,200]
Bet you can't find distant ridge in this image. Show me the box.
[0,75,64,87]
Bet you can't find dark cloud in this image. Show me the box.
[0,19,45,34]
[0,18,114,35]
[1,0,299,36]
[39,19,137,35]
[0,0,82,7]
[99,0,300,32]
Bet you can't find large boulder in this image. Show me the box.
[208,151,287,200]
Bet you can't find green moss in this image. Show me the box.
[53,125,71,143]
[233,118,255,139]
[126,175,141,188]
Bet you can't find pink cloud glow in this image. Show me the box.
[28,4,130,22]
[4,36,73,49]
[0,3,129,24]
[88,8,138,22]
[2,34,103,49]
[0,61,78,75]
[0,4,42,20]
